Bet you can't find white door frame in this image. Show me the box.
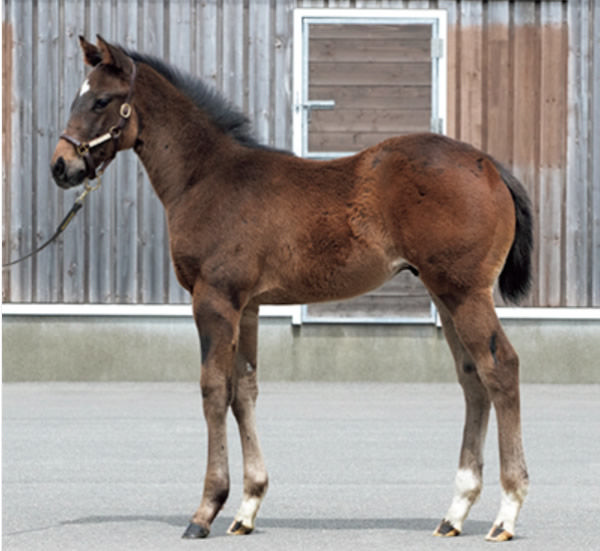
[292,8,448,159]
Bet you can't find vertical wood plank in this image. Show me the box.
[591,0,600,306]
[137,0,167,304]
[566,0,590,306]
[298,0,327,7]
[458,0,483,149]
[512,1,540,307]
[33,0,61,302]
[538,1,567,306]
[327,0,353,7]
[12,0,34,301]
[438,0,458,139]
[274,0,294,150]
[485,1,511,164]
[222,0,246,110]
[406,0,432,8]
[2,1,15,299]
[248,0,273,144]
[196,0,219,86]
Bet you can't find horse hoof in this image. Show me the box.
[433,519,460,537]
[227,519,254,535]
[486,524,513,542]
[182,522,210,539]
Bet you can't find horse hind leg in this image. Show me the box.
[227,304,269,536]
[442,289,529,542]
[433,297,491,538]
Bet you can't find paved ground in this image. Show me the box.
[3,382,599,550]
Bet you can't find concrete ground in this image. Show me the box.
[3,382,599,550]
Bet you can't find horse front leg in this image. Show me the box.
[227,303,269,535]
[182,284,242,539]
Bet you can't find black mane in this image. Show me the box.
[123,47,288,153]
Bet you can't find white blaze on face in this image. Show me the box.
[79,79,91,97]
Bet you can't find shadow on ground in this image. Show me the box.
[46,514,490,535]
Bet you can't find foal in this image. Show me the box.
[51,36,532,542]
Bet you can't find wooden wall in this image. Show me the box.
[2,0,296,304]
[3,0,599,308]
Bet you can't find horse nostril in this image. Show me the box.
[52,157,66,179]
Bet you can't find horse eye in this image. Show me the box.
[93,97,111,111]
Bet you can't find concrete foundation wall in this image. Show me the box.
[2,315,599,383]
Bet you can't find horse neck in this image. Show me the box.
[132,64,232,207]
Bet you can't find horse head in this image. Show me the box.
[51,35,138,188]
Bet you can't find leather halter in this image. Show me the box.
[60,60,137,180]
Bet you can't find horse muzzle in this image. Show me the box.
[51,155,88,189]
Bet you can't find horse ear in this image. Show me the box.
[79,35,102,66]
[96,35,131,74]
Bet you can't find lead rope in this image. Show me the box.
[2,177,102,268]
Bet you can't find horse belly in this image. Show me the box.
[263,236,396,305]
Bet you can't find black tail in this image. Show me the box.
[494,161,533,304]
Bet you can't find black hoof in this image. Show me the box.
[486,523,513,542]
[433,519,460,537]
[227,519,254,535]
[182,522,210,539]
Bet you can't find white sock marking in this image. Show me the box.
[492,486,528,535]
[234,494,262,529]
[444,468,482,531]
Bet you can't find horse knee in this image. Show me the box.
[201,372,233,419]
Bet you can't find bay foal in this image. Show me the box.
[51,37,532,542]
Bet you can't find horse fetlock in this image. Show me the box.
[486,485,528,541]
[213,485,231,510]
[227,473,268,534]
[439,468,482,534]
[197,475,230,519]
[187,488,228,538]
[228,493,265,535]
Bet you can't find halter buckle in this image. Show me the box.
[84,175,103,193]
[120,103,132,119]
[109,125,122,139]
[77,143,90,156]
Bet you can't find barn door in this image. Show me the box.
[293,8,447,322]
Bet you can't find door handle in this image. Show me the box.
[302,100,336,111]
